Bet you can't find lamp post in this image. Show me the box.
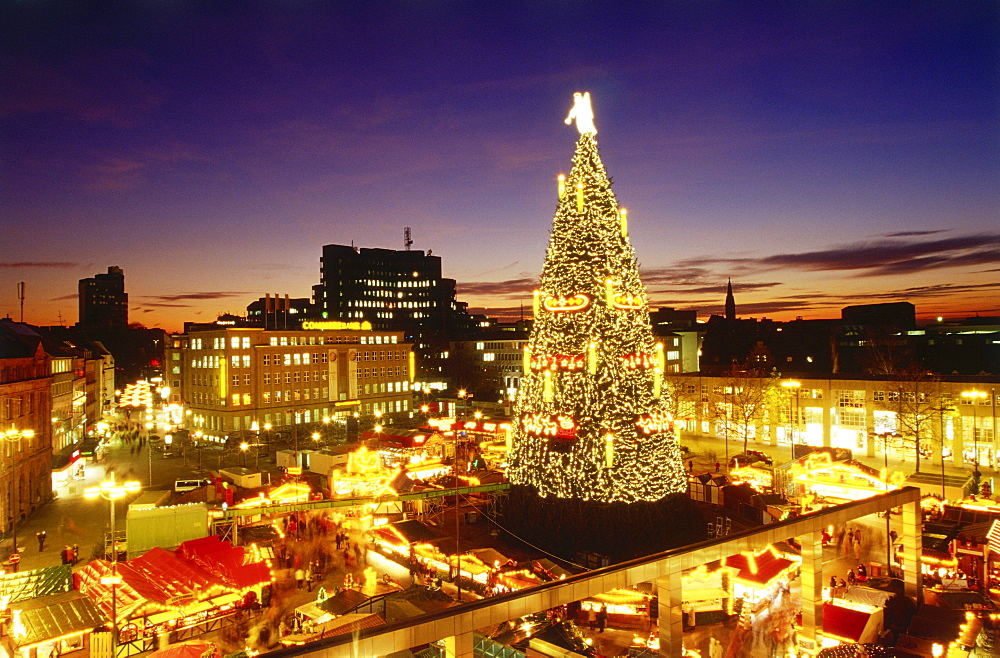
[264,422,272,457]
[3,428,34,572]
[85,477,141,647]
[962,390,987,478]
[193,430,204,472]
[322,416,331,445]
[240,442,249,468]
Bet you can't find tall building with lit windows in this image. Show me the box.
[311,244,473,377]
[78,266,128,329]
[166,323,414,443]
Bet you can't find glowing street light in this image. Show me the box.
[85,477,141,646]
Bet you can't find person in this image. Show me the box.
[829,575,837,589]
[305,566,313,592]
[715,462,720,473]
[36,531,46,551]
[596,604,608,633]
[587,606,597,630]
[847,569,855,586]
[294,567,305,590]
[61,545,72,565]
[688,460,693,472]
[858,563,867,580]
[72,544,79,565]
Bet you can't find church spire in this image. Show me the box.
[725,278,736,321]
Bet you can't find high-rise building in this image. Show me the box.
[78,266,128,329]
[312,245,472,377]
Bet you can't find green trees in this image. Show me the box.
[507,133,687,503]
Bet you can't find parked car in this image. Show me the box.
[731,450,773,467]
[174,479,211,493]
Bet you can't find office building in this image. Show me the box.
[166,323,414,441]
[78,266,128,329]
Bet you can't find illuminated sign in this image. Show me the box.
[635,410,673,435]
[520,413,577,439]
[301,320,373,331]
[612,291,644,310]
[541,294,590,313]
[530,353,586,372]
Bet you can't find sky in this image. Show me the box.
[2,1,998,333]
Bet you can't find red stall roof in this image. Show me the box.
[722,547,796,587]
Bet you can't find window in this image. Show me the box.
[241,336,250,349]
[263,354,271,366]
[874,391,885,402]
[283,354,291,366]
[242,355,250,368]
[263,392,271,404]
[242,394,250,405]
[232,394,240,406]
[231,336,240,348]
[231,356,240,369]
[232,375,239,387]
[263,373,271,385]
[244,374,251,385]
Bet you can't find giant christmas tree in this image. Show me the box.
[507,93,688,505]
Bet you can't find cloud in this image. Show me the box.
[458,277,537,298]
[671,232,1000,277]
[49,294,77,302]
[137,291,252,308]
[0,262,77,269]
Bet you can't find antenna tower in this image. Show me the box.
[17,282,25,322]
[404,227,413,251]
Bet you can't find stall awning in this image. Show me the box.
[8,591,106,650]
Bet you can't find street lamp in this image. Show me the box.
[962,390,987,477]
[322,416,331,444]
[240,442,249,468]
[85,477,141,646]
[2,428,33,572]
[781,380,801,446]
[194,430,204,471]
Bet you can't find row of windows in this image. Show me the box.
[360,335,399,345]
[360,351,406,361]
[262,353,330,366]
[476,342,526,350]
[253,388,328,405]
[358,367,407,379]
[260,371,328,385]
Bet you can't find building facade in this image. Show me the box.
[670,372,999,470]
[78,266,128,329]
[0,329,54,533]
[167,323,415,443]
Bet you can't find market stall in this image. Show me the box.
[721,546,799,614]
[74,539,271,657]
[787,452,903,504]
[3,591,106,658]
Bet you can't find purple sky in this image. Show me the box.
[2,1,998,332]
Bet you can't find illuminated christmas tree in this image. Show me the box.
[507,93,688,504]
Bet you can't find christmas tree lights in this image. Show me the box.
[508,95,687,503]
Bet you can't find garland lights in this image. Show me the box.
[507,99,687,503]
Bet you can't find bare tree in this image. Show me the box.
[874,365,942,472]
[711,365,780,459]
